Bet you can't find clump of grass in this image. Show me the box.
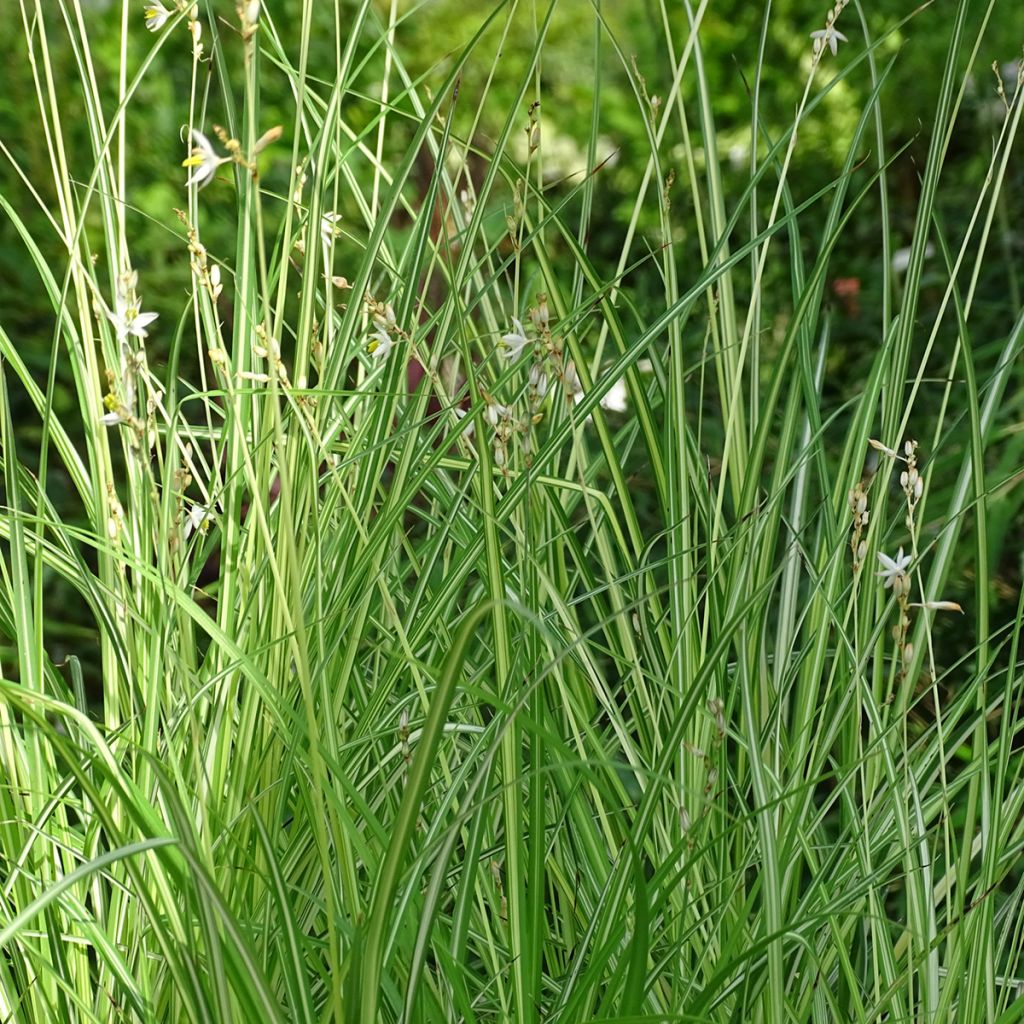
[1,1,1023,1022]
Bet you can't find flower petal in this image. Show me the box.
[134,311,159,331]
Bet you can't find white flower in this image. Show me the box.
[184,503,215,538]
[106,287,158,341]
[183,129,230,189]
[143,2,172,32]
[500,318,530,361]
[811,25,848,57]
[368,326,394,361]
[877,548,911,589]
[321,211,343,246]
[101,384,136,427]
[484,401,509,426]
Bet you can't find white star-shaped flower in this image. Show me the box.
[484,401,509,426]
[368,326,394,361]
[183,130,230,189]
[184,503,215,538]
[877,548,911,589]
[811,25,848,57]
[106,288,158,341]
[143,2,172,32]
[500,317,531,361]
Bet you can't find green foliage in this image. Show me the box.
[1,1,1024,1022]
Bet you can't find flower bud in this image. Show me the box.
[253,125,283,155]
[209,264,222,299]
[535,293,549,328]
[916,600,963,613]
